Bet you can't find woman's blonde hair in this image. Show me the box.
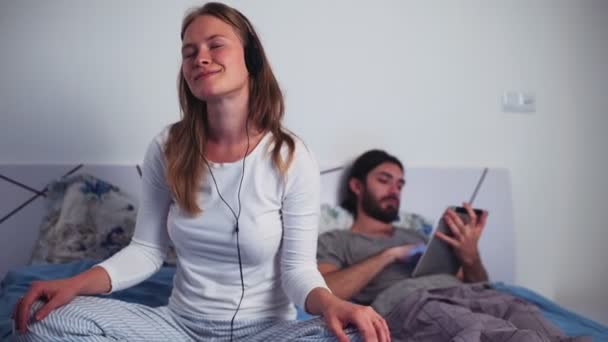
[165,2,295,215]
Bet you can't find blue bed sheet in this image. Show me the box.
[492,282,608,342]
[2,261,607,341]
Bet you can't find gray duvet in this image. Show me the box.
[371,276,591,342]
[255,276,592,341]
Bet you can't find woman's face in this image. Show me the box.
[181,15,250,101]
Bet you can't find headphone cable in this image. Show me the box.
[198,120,250,342]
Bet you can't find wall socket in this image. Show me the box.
[502,91,536,113]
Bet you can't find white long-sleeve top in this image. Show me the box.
[97,126,328,320]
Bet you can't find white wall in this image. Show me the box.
[1,0,607,324]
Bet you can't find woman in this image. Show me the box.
[13,3,389,341]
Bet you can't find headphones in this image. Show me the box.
[240,15,263,76]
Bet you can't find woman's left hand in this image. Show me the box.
[322,297,390,342]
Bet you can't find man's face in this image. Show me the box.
[359,162,405,223]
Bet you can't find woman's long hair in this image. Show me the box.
[165,2,294,215]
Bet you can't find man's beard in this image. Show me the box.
[361,190,399,223]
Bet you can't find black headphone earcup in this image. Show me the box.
[244,35,263,75]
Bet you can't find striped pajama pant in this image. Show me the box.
[11,296,362,341]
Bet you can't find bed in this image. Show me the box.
[0,164,606,341]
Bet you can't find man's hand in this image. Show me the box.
[435,202,487,266]
[385,244,418,263]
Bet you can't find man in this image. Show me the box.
[317,149,489,307]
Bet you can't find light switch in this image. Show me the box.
[502,91,536,113]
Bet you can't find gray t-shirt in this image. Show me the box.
[317,227,428,305]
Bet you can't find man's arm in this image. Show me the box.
[460,254,488,283]
[456,251,489,282]
[318,245,412,301]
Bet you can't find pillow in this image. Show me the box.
[30,174,177,265]
[318,203,434,239]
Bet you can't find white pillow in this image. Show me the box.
[318,204,434,239]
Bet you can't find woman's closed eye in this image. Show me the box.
[181,48,196,59]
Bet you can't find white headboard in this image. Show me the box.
[0,164,515,283]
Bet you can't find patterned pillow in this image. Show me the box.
[318,203,434,239]
[30,174,177,265]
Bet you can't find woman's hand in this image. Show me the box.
[12,277,81,334]
[12,266,111,334]
[322,296,390,342]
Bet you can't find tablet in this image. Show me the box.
[411,206,484,278]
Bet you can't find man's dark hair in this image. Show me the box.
[340,149,403,216]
